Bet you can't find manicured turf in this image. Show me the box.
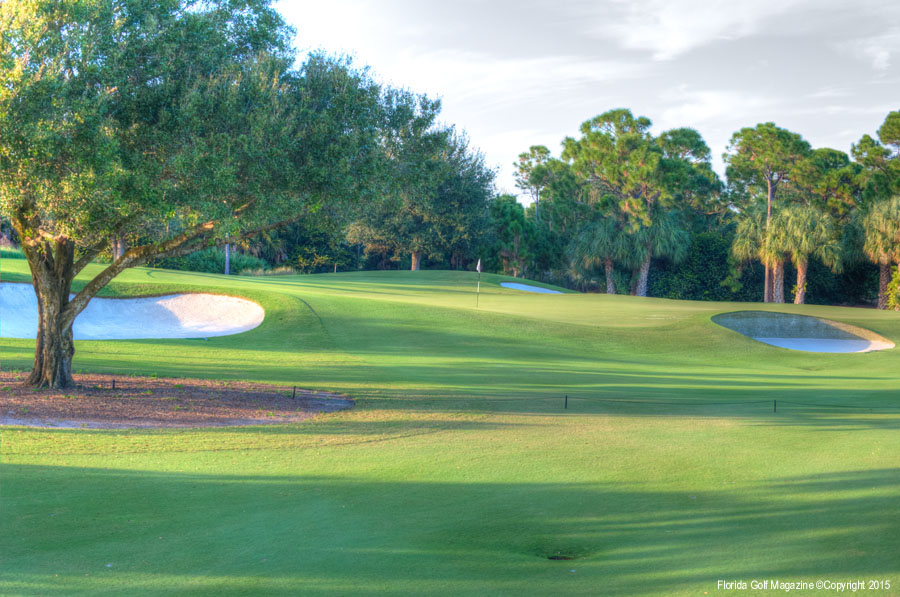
[2,260,900,595]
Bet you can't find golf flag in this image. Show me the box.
[476,258,482,307]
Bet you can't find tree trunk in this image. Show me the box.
[27,276,76,389]
[878,262,890,309]
[410,251,422,271]
[13,214,270,390]
[635,255,651,297]
[794,258,808,304]
[112,236,127,260]
[764,176,774,303]
[773,259,785,303]
[604,258,616,294]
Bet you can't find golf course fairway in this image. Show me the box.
[2,259,900,595]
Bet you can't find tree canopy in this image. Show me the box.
[0,0,386,387]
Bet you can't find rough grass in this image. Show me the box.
[0,246,25,260]
[2,259,900,595]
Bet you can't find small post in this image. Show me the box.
[774,399,777,413]
[565,395,568,409]
[292,386,297,399]
[334,263,337,274]
[112,378,115,390]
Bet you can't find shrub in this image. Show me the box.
[649,232,760,301]
[152,247,269,275]
[239,266,298,277]
[887,266,900,311]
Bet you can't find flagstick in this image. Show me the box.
[475,258,482,308]
[476,272,481,308]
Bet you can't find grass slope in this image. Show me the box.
[2,260,900,595]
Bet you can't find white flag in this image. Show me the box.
[476,259,482,273]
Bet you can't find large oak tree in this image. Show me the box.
[0,0,384,387]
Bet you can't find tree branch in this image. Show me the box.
[59,214,305,329]
[61,221,216,329]
[73,240,109,276]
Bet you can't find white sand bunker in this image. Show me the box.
[0,282,264,340]
[500,282,562,294]
[712,311,894,353]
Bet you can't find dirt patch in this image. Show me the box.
[0,371,353,429]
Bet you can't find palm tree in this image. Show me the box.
[568,216,629,294]
[733,206,791,303]
[732,207,767,301]
[863,197,900,309]
[770,205,842,304]
[629,209,690,297]
[769,248,788,303]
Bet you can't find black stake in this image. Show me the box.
[565,395,568,409]
[292,386,297,399]
[774,399,777,413]
[112,379,115,390]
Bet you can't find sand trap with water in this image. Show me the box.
[500,282,562,294]
[712,311,894,353]
[0,282,264,340]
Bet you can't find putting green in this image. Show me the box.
[2,259,900,595]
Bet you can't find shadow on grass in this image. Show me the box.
[2,465,899,594]
[4,352,900,431]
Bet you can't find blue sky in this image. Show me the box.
[275,0,900,199]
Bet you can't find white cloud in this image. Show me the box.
[578,0,811,60]
[376,49,643,109]
[657,87,773,129]
[806,87,852,99]
[276,0,900,193]
[841,27,900,71]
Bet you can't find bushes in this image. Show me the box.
[152,247,268,275]
[804,260,878,306]
[649,232,762,301]
[647,230,880,305]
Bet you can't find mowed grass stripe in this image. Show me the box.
[2,261,900,595]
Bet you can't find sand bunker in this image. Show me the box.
[712,311,894,353]
[0,282,264,340]
[500,282,562,294]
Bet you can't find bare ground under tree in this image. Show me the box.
[0,372,353,429]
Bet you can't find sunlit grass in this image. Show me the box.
[2,259,900,595]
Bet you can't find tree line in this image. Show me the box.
[500,109,900,309]
[174,107,900,315]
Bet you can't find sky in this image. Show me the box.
[274,0,900,200]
